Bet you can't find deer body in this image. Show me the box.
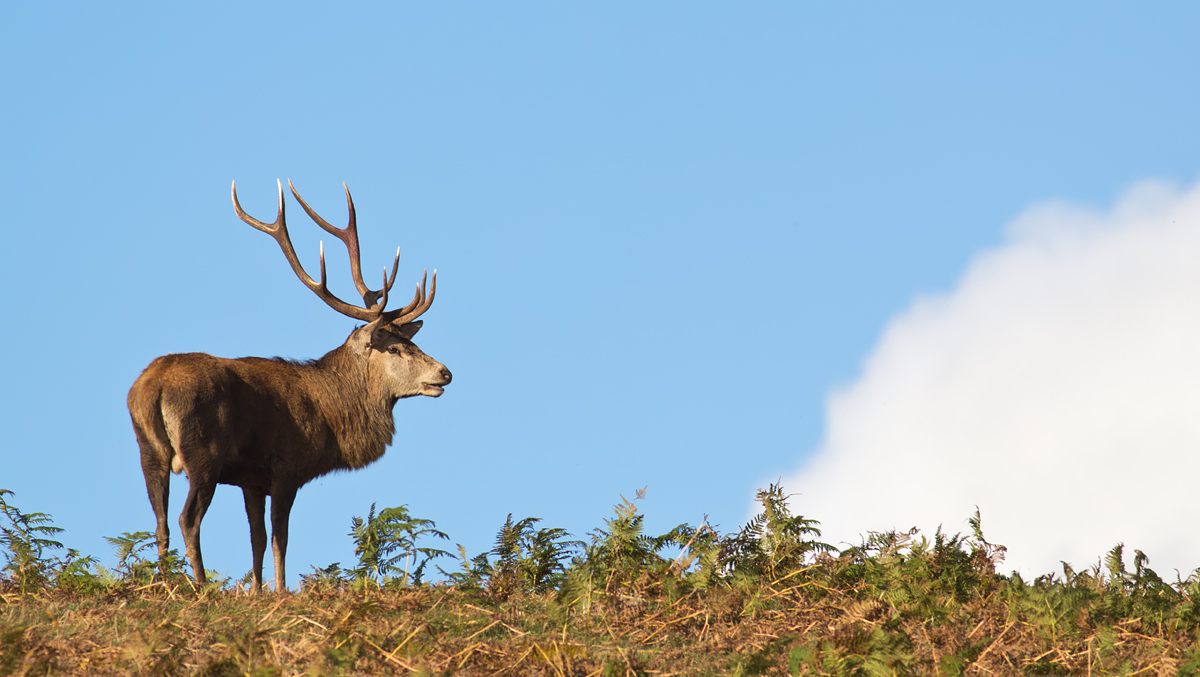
[129,180,450,592]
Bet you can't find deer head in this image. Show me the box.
[232,179,452,402]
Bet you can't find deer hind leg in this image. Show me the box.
[242,487,268,593]
[269,486,298,593]
[178,469,217,586]
[135,426,172,562]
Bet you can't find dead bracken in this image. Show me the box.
[2,487,1199,675]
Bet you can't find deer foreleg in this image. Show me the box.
[269,487,298,592]
[243,487,268,593]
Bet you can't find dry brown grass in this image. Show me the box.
[4,488,1198,675]
[3,562,1199,677]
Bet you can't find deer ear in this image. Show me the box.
[394,321,422,339]
[359,318,390,351]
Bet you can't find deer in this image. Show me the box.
[127,179,452,592]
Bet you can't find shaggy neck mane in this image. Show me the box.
[303,344,397,471]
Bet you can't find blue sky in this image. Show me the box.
[4,3,1200,583]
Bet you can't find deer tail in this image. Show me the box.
[130,379,186,476]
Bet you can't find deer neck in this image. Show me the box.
[314,344,397,470]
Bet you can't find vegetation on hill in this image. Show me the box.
[2,486,1199,676]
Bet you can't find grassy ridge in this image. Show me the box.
[3,487,1200,676]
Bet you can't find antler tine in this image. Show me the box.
[288,180,399,310]
[375,253,397,312]
[387,270,425,320]
[384,269,437,326]
[232,178,284,233]
[232,180,380,323]
[384,247,400,304]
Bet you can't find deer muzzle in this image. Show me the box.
[422,367,452,397]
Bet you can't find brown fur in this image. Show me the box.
[128,318,450,592]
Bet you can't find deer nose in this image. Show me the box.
[440,368,452,384]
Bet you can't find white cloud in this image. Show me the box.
[784,179,1200,578]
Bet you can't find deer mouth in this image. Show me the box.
[421,384,446,397]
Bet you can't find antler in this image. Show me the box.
[231,180,434,325]
[383,268,437,326]
[286,180,399,310]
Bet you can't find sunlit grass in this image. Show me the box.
[3,486,1200,675]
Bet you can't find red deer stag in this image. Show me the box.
[128,180,451,592]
